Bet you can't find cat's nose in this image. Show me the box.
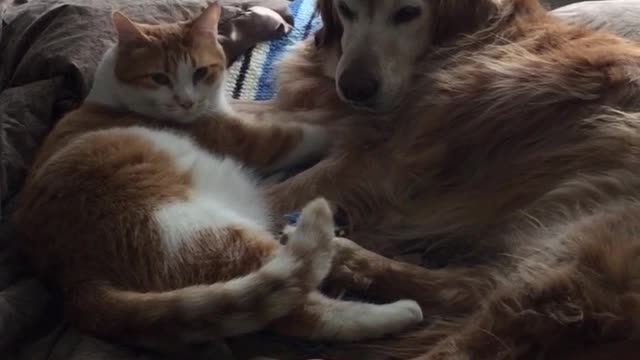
[175,97,194,110]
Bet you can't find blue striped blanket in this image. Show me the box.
[225,0,322,100]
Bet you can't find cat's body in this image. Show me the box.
[12,3,423,353]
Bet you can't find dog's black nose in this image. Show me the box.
[338,70,379,103]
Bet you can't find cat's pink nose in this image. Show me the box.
[175,97,194,110]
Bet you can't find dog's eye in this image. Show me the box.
[338,1,356,21]
[393,6,421,25]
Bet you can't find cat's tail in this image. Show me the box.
[66,198,335,350]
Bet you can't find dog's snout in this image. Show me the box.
[338,69,379,103]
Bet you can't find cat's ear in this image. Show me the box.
[112,11,148,44]
[190,2,222,39]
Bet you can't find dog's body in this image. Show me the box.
[235,0,640,358]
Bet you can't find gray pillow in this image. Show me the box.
[553,0,640,42]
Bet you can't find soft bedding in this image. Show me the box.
[225,0,320,100]
[2,0,640,359]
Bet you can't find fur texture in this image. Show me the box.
[11,3,424,354]
[231,0,640,358]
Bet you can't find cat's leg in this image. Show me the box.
[276,227,487,323]
[269,291,423,342]
[280,222,490,317]
[64,198,335,352]
[189,112,331,172]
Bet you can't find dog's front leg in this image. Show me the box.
[326,237,490,317]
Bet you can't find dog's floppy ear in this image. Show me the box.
[314,0,343,49]
[432,0,498,44]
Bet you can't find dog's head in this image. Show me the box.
[315,0,499,112]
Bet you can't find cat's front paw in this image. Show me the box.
[266,124,331,172]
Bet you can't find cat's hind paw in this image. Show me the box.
[284,198,335,287]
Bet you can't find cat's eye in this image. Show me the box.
[193,67,208,84]
[150,73,172,87]
[393,6,422,25]
[338,1,356,21]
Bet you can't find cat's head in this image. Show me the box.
[110,2,227,123]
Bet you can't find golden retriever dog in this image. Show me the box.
[232,0,640,358]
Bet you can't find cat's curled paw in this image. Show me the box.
[284,198,335,287]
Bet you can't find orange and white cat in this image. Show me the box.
[11,2,423,353]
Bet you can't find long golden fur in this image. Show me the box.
[231,0,640,358]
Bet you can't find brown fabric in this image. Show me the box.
[1,0,640,359]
